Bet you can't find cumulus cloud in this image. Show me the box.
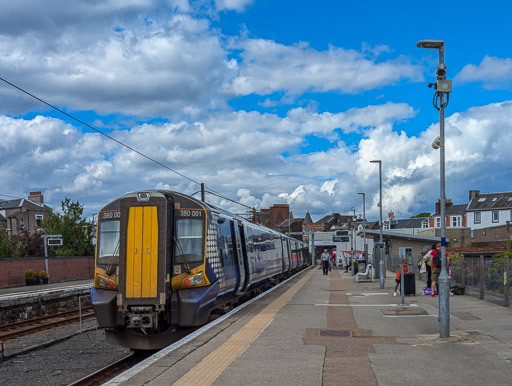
[3,100,512,220]
[225,39,423,96]
[455,56,512,89]
[0,7,229,117]
[216,0,253,12]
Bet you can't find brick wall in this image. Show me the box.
[0,256,94,287]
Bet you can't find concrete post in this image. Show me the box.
[480,255,484,300]
[504,255,509,307]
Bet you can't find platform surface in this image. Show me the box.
[107,266,512,385]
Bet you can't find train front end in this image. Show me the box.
[91,190,209,350]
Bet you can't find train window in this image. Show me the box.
[97,221,120,266]
[218,219,235,266]
[175,218,204,264]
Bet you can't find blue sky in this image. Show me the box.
[1,0,511,221]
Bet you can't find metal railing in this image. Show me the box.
[387,253,511,308]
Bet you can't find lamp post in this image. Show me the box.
[357,192,367,262]
[417,39,451,338]
[370,160,384,289]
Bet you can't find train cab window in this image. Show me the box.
[175,218,204,264]
[97,221,120,267]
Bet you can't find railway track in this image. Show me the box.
[69,351,154,386]
[0,307,95,341]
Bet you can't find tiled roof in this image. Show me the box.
[467,192,512,211]
[390,218,425,229]
[0,198,49,211]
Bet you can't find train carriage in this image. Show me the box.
[91,190,308,350]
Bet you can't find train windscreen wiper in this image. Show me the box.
[106,240,120,276]
[174,236,192,273]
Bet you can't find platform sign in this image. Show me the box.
[43,235,63,284]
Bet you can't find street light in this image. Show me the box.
[357,192,367,262]
[417,39,451,338]
[370,160,384,289]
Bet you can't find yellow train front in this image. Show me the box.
[91,190,308,350]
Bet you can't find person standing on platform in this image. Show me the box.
[393,258,408,296]
[430,242,450,297]
[321,249,331,275]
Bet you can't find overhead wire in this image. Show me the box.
[0,77,252,210]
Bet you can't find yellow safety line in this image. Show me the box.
[174,268,315,386]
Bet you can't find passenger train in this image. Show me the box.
[91,190,309,350]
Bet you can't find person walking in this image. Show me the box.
[321,249,331,275]
[430,242,450,297]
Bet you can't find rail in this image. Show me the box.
[0,307,95,341]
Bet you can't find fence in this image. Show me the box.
[386,253,511,308]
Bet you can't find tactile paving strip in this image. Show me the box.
[173,268,316,386]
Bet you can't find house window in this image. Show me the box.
[451,216,461,227]
[474,212,481,224]
[492,211,499,223]
[435,217,441,228]
[19,218,25,228]
[35,214,44,226]
[383,222,390,230]
[421,220,429,229]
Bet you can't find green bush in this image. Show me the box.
[39,270,48,278]
[25,269,35,279]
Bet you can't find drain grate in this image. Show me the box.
[319,329,351,337]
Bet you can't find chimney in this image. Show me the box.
[435,199,452,215]
[29,191,44,204]
[387,210,395,221]
[469,190,480,201]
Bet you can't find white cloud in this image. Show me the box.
[455,56,512,89]
[216,0,253,12]
[2,100,512,220]
[225,39,423,96]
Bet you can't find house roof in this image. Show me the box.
[388,218,425,229]
[276,217,303,229]
[303,211,313,225]
[432,204,467,216]
[0,198,49,212]
[466,191,512,212]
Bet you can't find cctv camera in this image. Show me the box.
[432,136,441,149]
[437,63,447,77]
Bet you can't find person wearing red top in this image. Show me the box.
[430,242,451,297]
[393,259,408,296]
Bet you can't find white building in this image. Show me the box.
[466,190,512,230]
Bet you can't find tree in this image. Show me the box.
[411,212,431,218]
[42,198,94,256]
[0,231,23,258]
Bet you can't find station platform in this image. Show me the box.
[0,279,92,298]
[107,266,512,386]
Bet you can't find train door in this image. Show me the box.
[118,195,168,314]
[217,217,237,296]
[281,236,290,273]
[232,221,247,293]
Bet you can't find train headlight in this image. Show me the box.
[182,272,204,287]
[95,273,118,290]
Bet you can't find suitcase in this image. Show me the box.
[402,272,416,296]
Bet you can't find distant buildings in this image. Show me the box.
[0,192,50,236]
